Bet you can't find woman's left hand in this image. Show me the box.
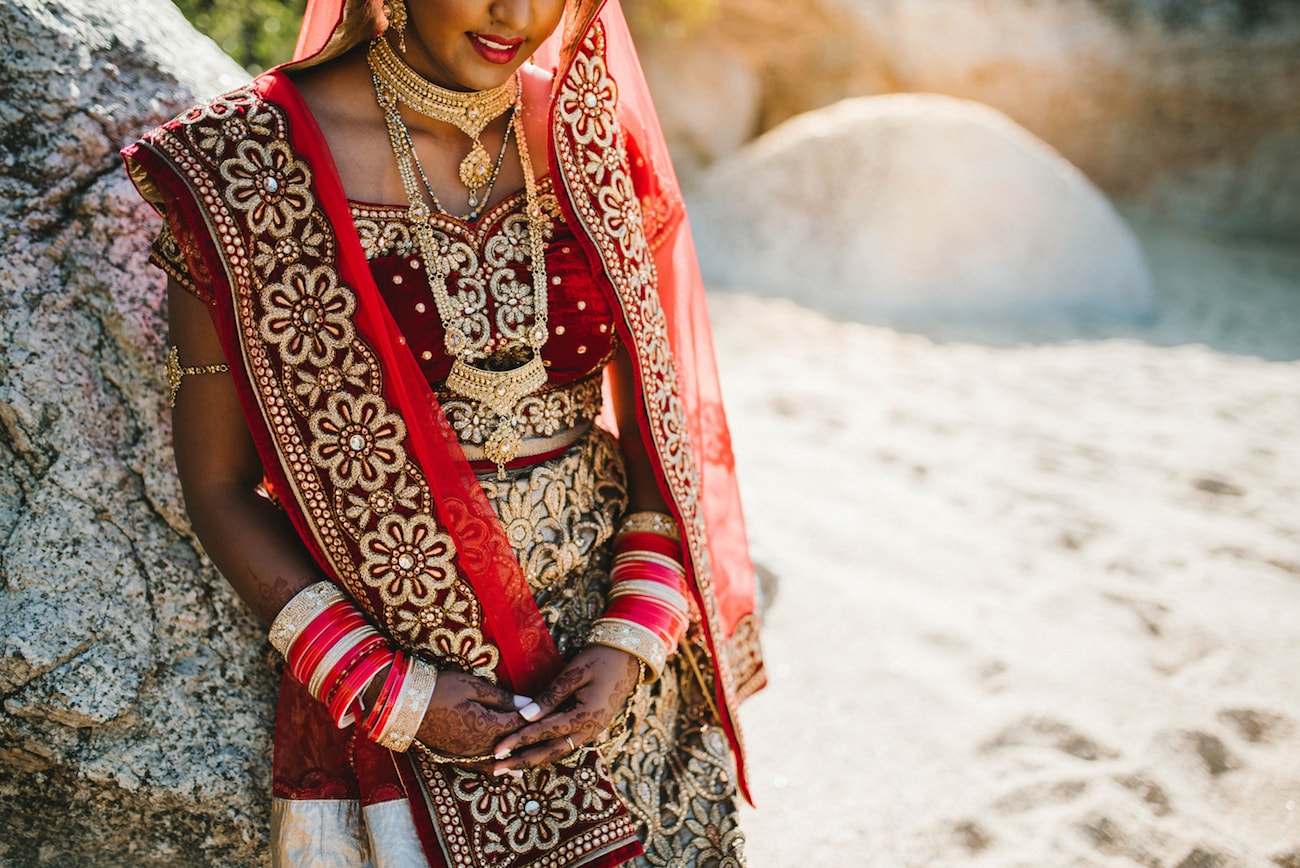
[490,645,641,774]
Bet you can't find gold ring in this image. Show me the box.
[565,735,576,752]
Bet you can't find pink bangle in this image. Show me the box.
[321,632,386,706]
[607,578,690,612]
[366,653,410,739]
[613,549,686,577]
[614,531,681,560]
[603,596,686,644]
[610,562,687,594]
[287,604,365,684]
[328,642,394,728]
[307,625,375,700]
[362,651,406,736]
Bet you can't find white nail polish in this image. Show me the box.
[493,746,511,760]
[519,702,542,721]
[512,695,532,709]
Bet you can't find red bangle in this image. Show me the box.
[328,642,394,728]
[361,650,405,736]
[610,562,686,593]
[322,633,386,709]
[287,605,367,684]
[603,596,686,645]
[285,601,353,681]
[365,653,410,739]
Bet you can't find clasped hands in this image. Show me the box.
[412,644,641,777]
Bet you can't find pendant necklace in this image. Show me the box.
[369,40,553,477]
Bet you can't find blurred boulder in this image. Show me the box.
[633,0,1300,240]
[0,0,271,863]
[689,94,1152,322]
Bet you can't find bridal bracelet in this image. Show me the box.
[586,511,692,680]
[269,582,437,753]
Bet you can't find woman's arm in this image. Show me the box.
[169,279,524,757]
[607,342,671,515]
[167,279,319,623]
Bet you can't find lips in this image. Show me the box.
[469,33,524,64]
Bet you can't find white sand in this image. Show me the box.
[716,219,1300,866]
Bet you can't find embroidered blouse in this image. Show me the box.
[153,177,617,462]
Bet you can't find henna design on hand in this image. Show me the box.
[491,646,641,771]
[415,672,526,760]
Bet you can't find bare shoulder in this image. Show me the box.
[285,47,377,128]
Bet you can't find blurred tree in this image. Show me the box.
[626,0,718,35]
[173,0,306,74]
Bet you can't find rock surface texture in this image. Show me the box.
[0,0,270,863]
[689,95,1153,323]
[632,0,1300,240]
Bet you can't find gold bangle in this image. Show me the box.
[268,582,345,657]
[166,345,230,407]
[616,511,680,543]
[587,618,668,680]
[376,657,438,753]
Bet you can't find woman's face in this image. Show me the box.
[402,0,566,92]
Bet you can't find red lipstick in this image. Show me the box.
[469,33,524,65]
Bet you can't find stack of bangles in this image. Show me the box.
[587,511,692,679]
[268,582,437,753]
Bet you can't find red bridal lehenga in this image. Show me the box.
[123,2,764,866]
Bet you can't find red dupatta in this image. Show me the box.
[287,0,764,791]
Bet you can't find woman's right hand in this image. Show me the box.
[414,671,527,760]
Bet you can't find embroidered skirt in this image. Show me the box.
[272,426,745,867]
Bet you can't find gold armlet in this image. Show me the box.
[166,345,230,407]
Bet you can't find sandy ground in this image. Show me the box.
[714,218,1300,866]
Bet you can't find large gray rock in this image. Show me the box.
[632,0,1300,240]
[0,0,272,863]
[690,94,1153,322]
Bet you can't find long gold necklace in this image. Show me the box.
[369,35,516,193]
[370,45,552,476]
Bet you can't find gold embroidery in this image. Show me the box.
[147,87,500,668]
[552,23,750,745]
[441,374,602,449]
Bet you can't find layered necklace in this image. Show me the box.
[368,38,552,477]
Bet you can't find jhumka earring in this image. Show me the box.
[383,0,408,53]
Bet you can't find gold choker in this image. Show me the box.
[368,37,517,191]
[371,41,553,476]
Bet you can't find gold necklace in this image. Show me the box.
[369,36,517,193]
[371,50,552,476]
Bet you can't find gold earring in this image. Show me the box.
[383,0,408,53]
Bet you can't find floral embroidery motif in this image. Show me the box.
[360,513,455,607]
[221,139,312,234]
[552,21,758,790]
[559,53,617,148]
[259,264,357,366]
[309,392,407,490]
